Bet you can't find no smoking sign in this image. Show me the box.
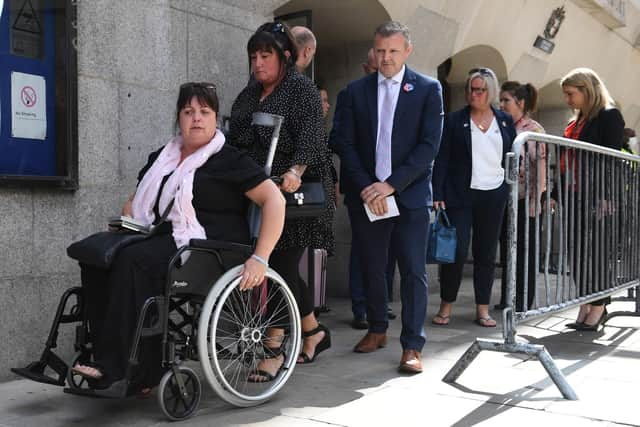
[11,72,47,140]
[21,86,37,107]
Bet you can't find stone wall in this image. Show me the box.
[0,0,275,383]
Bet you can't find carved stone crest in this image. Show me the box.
[544,6,566,40]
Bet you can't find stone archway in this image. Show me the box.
[537,79,571,137]
[275,0,391,113]
[439,45,508,113]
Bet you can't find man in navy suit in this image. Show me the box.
[334,21,443,373]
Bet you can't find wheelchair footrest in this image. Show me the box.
[11,350,68,387]
[64,378,129,398]
[11,364,65,386]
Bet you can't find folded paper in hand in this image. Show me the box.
[108,216,153,234]
[363,196,400,222]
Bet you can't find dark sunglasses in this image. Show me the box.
[469,67,491,76]
[180,82,217,92]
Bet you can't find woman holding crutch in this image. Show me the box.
[227,22,335,381]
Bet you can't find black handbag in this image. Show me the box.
[67,231,148,269]
[283,180,327,219]
[67,200,174,270]
[426,208,457,264]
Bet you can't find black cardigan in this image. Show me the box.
[576,107,624,150]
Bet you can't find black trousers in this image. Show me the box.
[498,199,539,311]
[440,184,508,305]
[270,246,314,318]
[81,234,177,387]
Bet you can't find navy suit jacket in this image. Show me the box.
[333,67,444,209]
[432,105,516,208]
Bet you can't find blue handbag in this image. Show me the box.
[426,208,457,264]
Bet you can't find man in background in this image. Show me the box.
[291,26,317,73]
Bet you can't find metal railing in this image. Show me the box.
[443,131,640,399]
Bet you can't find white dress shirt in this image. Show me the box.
[376,65,405,149]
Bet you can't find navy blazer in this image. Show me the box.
[432,106,516,208]
[333,66,444,209]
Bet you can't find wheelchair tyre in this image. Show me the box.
[67,354,92,390]
[197,266,302,407]
[158,366,201,421]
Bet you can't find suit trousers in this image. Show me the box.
[347,206,396,318]
[348,201,429,351]
[440,183,508,305]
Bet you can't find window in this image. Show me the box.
[0,0,78,189]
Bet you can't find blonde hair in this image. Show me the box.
[465,67,499,107]
[560,67,616,121]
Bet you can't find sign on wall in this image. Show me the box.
[11,71,46,139]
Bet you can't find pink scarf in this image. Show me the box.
[131,132,225,250]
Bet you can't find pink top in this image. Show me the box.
[516,116,546,213]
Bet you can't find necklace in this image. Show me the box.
[472,110,493,131]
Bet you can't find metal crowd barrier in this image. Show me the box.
[443,131,640,400]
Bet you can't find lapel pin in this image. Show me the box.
[502,121,507,127]
[463,123,469,127]
[403,83,414,92]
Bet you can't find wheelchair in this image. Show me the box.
[11,238,302,421]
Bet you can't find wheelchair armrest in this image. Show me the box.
[188,239,253,256]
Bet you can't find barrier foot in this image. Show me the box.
[443,338,578,400]
[442,340,482,383]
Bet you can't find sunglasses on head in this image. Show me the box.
[268,22,285,34]
[469,67,491,76]
[180,82,217,92]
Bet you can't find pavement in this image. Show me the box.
[1,278,640,427]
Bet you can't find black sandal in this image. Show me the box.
[248,343,287,383]
[298,323,331,364]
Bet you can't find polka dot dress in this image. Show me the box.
[227,67,335,255]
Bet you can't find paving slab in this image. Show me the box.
[1,281,638,427]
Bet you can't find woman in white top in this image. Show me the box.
[431,68,517,327]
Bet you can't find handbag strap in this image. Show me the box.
[435,207,451,227]
[148,199,174,235]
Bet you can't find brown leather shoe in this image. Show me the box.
[353,332,387,353]
[399,349,423,374]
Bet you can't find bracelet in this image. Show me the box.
[251,254,269,267]
[287,168,301,179]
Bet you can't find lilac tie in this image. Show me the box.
[376,79,394,182]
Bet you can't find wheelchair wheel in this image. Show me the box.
[158,366,201,421]
[67,354,92,390]
[197,266,302,407]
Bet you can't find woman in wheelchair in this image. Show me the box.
[70,82,286,391]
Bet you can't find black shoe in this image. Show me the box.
[493,303,507,310]
[565,321,584,329]
[574,309,608,331]
[387,307,397,320]
[351,316,369,330]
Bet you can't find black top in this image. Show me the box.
[227,67,335,254]
[577,107,624,150]
[138,143,267,244]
